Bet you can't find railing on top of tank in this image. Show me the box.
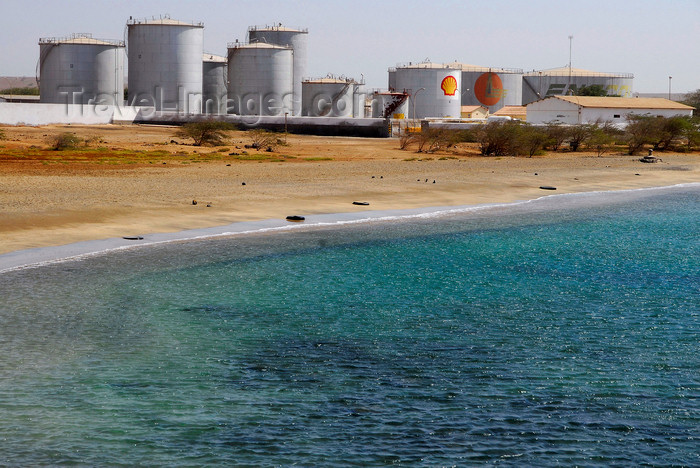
[126,14,203,27]
[390,62,523,74]
[248,24,308,33]
[38,33,125,46]
[301,75,365,85]
[227,40,293,50]
[455,65,524,74]
[389,62,463,72]
[524,69,634,79]
[370,88,410,96]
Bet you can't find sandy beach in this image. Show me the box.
[1,123,699,255]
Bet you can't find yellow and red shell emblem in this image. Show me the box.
[440,75,458,96]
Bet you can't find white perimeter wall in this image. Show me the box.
[0,103,143,125]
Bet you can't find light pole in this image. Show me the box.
[412,87,425,122]
[668,76,672,100]
[567,35,573,92]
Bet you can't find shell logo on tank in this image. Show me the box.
[474,72,504,106]
[441,75,458,96]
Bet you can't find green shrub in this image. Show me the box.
[176,121,237,146]
[0,87,39,96]
[52,132,82,151]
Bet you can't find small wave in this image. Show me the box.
[1,183,697,274]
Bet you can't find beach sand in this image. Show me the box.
[1,124,699,255]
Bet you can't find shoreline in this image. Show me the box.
[2,125,699,265]
[2,183,697,274]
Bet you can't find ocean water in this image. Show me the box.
[0,186,698,466]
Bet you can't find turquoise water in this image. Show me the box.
[0,187,698,466]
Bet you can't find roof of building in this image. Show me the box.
[203,53,226,63]
[461,105,488,112]
[544,96,693,110]
[524,67,633,78]
[493,106,527,116]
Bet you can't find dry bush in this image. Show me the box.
[247,129,282,151]
[176,121,237,146]
[51,132,82,151]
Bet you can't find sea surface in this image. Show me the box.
[0,186,698,466]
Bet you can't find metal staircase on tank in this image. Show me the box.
[383,93,408,118]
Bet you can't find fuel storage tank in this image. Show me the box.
[38,33,124,105]
[227,42,293,116]
[370,92,409,119]
[390,62,461,119]
[202,53,227,114]
[522,67,634,104]
[247,25,308,116]
[301,77,358,117]
[127,16,203,113]
[450,62,523,113]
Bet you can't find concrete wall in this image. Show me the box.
[526,99,580,124]
[0,102,144,125]
[0,102,390,137]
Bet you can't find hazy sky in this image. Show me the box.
[1,0,698,94]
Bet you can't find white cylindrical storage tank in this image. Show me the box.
[202,53,227,114]
[38,34,124,105]
[127,17,203,113]
[522,67,634,105]
[388,69,397,91]
[451,62,523,113]
[227,42,293,116]
[391,62,461,119]
[353,85,368,118]
[370,92,409,118]
[301,78,356,117]
[247,25,308,116]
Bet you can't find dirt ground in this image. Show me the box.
[1,124,699,254]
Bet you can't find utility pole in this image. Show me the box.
[668,76,672,100]
[567,35,573,94]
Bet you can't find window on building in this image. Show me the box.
[613,114,620,118]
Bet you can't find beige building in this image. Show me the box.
[460,105,488,119]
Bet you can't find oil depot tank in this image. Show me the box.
[38,34,124,105]
[202,53,227,114]
[247,25,308,116]
[390,62,462,119]
[450,62,523,113]
[522,67,634,104]
[227,42,293,116]
[371,92,409,119]
[127,16,203,113]
[301,77,358,117]
[353,85,369,118]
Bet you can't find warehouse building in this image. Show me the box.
[526,96,694,125]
